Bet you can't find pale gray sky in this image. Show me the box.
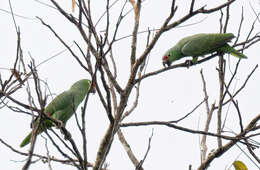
[0,0,260,170]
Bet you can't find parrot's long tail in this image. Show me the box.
[20,127,45,147]
[221,44,247,59]
[20,132,32,147]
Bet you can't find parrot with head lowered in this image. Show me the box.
[162,33,247,67]
[20,79,95,147]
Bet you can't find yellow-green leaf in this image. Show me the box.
[233,160,248,170]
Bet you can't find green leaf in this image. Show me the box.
[233,160,248,170]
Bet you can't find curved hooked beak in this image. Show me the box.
[162,60,171,67]
[89,82,96,94]
[89,87,96,94]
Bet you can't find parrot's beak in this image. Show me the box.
[89,82,96,94]
[162,60,170,67]
[89,87,96,94]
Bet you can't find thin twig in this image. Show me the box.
[136,129,153,170]
[200,70,215,162]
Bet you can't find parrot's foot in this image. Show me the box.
[55,120,64,129]
[184,60,194,68]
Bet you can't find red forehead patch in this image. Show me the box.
[162,55,168,61]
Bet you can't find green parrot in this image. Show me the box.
[162,33,247,67]
[20,79,95,147]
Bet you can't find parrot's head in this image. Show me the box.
[162,53,171,67]
[70,79,95,95]
[162,48,180,67]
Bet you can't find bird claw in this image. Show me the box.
[55,120,72,140]
[55,120,64,129]
[185,60,193,68]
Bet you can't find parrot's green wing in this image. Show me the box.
[19,91,74,147]
[44,91,73,116]
[20,79,93,148]
[181,33,234,56]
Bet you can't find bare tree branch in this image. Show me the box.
[200,70,215,162]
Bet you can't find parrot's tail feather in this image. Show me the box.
[20,132,32,148]
[20,127,45,147]
[221,44,247,59]
[229,50,247,59]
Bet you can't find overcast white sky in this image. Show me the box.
[1,0,260,170]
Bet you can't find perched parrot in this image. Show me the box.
[20,79,95,147]
[162,33,247,67]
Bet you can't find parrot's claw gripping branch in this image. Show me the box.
[51,118,72,140]
[55,120,64,129]
[184,60,194,68]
